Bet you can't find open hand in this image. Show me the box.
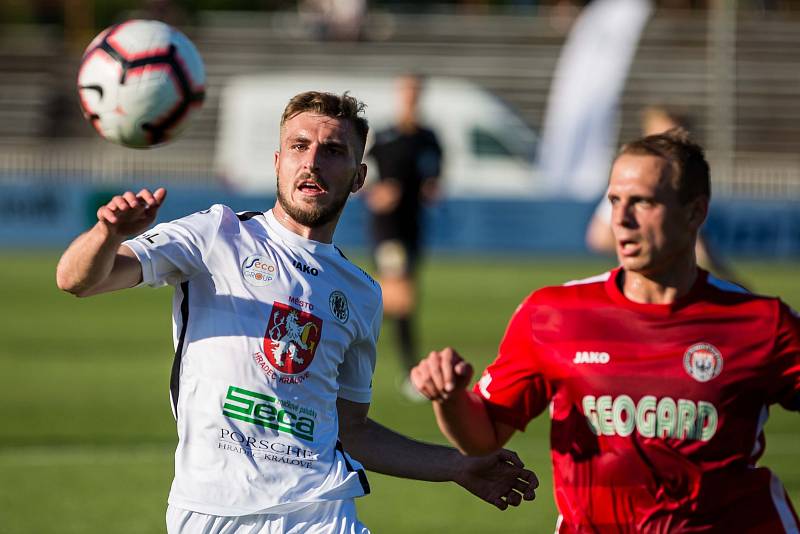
[455,449,539,510]
[97,188,167,237]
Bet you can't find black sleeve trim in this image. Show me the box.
[237,211,262,222]
[336,440,371,495]
[170,281,190,420]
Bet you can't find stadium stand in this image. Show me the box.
[1,7,799,197]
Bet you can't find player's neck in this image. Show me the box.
[396,114,418,133]
[620,257,699,305]
[271,202,337,244]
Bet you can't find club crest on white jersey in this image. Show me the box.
[683,343,723,383]
[329,290,349,323]
[264,302,323,374]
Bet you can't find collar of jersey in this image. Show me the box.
[263,209,338,255]
[605,267,708,316]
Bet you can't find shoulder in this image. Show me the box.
[373,127,399,146]
[328,247,382,329]
[529,271,611,303]
[418,126,439,140]
[704,272,772,307]
[508,272,610,320]
[170,205,266,247]
[157,203,230,235]
[332,245,382,298]
[417,127,441,146]
[702,271,787,321]
[189,204,256,236]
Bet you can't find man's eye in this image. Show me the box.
[292,144,307,151]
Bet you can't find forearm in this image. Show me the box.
[433,389,502,455]
[56,222,126,296]
[340,417,462,482]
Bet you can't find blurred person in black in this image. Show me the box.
[365,74,443,400]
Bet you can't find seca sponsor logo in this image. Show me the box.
[582,394,718,442]
[222,386,316,441]
[573,351,610,364]
[291,259,319,276]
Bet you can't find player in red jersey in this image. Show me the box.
[411,128,800,533]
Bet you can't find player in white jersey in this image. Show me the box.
[56,91,538,533]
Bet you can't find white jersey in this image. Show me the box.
[124,205,381,516]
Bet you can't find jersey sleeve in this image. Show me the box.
[123,204,224,288]
[769,301,800,411]
[337,298,381,404]
[473,293,552,431]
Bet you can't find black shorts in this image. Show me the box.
[372,238,419,277]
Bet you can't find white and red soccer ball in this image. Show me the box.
[77,19,206,148]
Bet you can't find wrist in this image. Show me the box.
[442,447,467,484]
[94,220,127,245]
[433,386,469,408]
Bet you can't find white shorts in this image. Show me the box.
[166,500,370,534]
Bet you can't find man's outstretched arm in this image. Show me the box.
[336,398,537,510]
[56,188,166,297]
[411,347,517,455]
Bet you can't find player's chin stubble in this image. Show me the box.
[276,172,355,228]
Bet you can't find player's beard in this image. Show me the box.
[276,172,355,228]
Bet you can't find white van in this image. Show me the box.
[214,73,546,198]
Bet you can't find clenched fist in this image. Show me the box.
[410,347,474,401]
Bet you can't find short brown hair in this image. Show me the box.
[619,127,710,204]
[280,91,369,160]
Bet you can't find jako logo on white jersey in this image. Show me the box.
[291,259,319,276]
[582,394,718,442]
[573,351,611,364]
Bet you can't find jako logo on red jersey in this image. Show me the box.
[573,351,611,364]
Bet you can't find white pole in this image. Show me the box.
[707,0,737,197]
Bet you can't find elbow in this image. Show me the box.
[56,272,90,297]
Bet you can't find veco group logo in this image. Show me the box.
[242,254,277,287]
[222,385,316,441]
[265,301,323,374]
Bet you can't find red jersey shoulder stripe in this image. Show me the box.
[563,271,612,287]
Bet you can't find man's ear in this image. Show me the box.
[274,150,280,175]
[352,163,368,193]
[687,195,709,231]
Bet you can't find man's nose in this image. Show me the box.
[613,202,637,229]
[302,144,322,170]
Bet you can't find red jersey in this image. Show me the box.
[475,268,800,533]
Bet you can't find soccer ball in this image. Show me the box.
[77,19,206,148]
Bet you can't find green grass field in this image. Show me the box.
[0,252,797,533]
